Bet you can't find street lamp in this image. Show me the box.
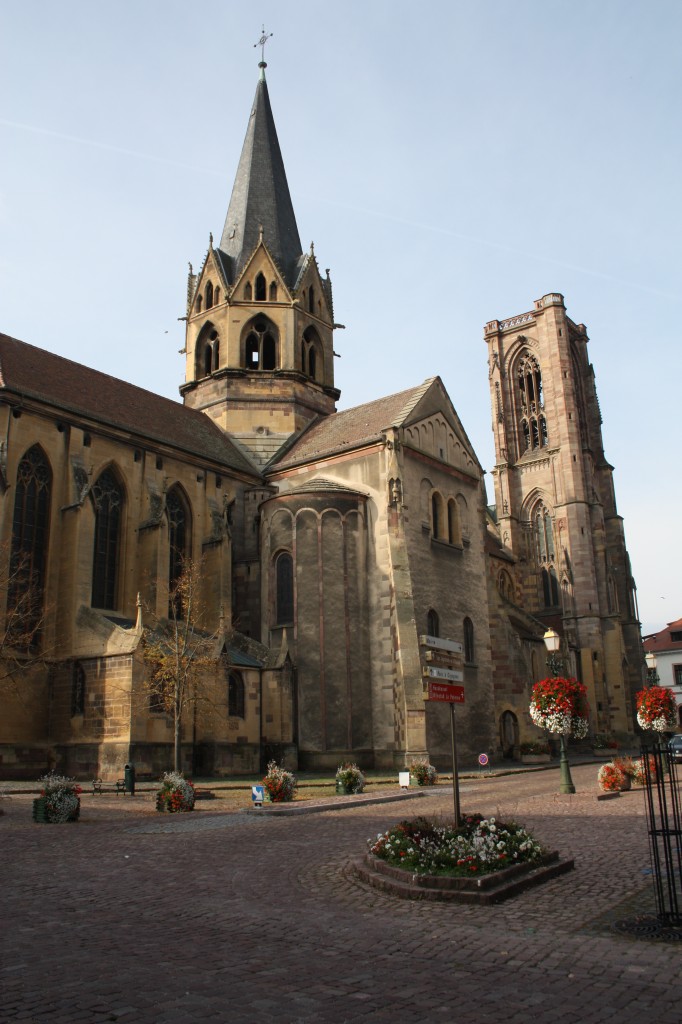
[543,627,576,795]
[644,651,659,687]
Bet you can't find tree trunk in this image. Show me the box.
[174,704,182,772]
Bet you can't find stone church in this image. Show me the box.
[0,61,644,779]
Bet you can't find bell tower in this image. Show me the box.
[181,60,340,469]
[485,292,643,734]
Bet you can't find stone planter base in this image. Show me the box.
[349,850,574,905]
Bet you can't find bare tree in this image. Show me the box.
[141,559,218,772]
[0,548,52,702]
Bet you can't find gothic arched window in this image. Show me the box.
[228,671,245,719]
[302,326,322,382]
[91,468,123,609]
[269,281,278,301]
[463,617,475,664]
[205,281,213,309]
[431,492,445,539]
[243,318,279,371]
[196,326,219,379]
[7,445,52,647]
[517,352,549,453]
[447,499,461,545]
[308,285,314,312]
[166,487,191,611]
[533,504,555,563]
[275,552,294,625]
[244,282,252,301]
[427,609,439,638]
[255,273,266,301]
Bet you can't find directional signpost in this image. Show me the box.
[419,634,465,822]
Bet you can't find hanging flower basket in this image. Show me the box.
[529,677,589,738]
[636,686,676,733]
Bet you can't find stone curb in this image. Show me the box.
[243,790,427,815]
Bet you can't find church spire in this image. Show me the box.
[218,62,303,288]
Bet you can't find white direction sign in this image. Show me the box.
[419,634,464,655]
[423,665,464,683]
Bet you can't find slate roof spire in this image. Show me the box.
[219,61,303,287]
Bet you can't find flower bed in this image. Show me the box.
[636,686,677,733]
[335,762,365,794]
[156,771,196,812]
[368,814,545,878]
[262,761,297,802]
[408,758,438,786]
[35,773,82,823]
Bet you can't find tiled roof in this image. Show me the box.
[643,618,682,652]
[270,379,436,470]
[0,333,257,476]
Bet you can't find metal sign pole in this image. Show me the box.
[450,703,460,823]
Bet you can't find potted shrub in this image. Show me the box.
[408,758,438,786]
[335,762,365,795]
[156,771,196,812]
[34,773,82,823]
[597,761,630,793]
[630,754,658,787]
[519,742,551,764]
[262,761,297,802]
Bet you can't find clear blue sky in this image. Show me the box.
[1,1,680,635]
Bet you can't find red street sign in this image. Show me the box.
[424,681,465,704]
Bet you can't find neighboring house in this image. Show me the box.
[643,619,682,729]
[0,59,644,778]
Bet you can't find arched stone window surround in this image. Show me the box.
[255,272,266,301]
[431,491,445,540]
[498,569,513,600]
[274,550,294,625]
[205,281,214,310]
[214,286,220,306]
[514,349,549,454]
[244,281,252,301]
[195,294,203,313]
[301,326,323,381]
[166,486,192,612]
[227,669,245,719]
[91,464,125,610]
[308,285,314,313]
[463,617,475,664]
[242,315,279,371]
[7,444,52,647]
[195,322,220,379]
[427,608,439,638]
[269,281,278,301]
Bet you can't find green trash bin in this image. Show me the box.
[124,763,136,796]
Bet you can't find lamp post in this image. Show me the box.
[644,651,659,687]
[543,628,576,795]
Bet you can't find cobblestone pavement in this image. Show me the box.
[1,764,681,1024]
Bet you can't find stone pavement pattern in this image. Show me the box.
[1,764,681,1024]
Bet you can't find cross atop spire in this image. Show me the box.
[254,24,273,67]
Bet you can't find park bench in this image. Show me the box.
[92,778,127,796]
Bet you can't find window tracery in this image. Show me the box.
[7,445,52,647]
[91,468,123,609]
[244,318,278,370]
[517,352,549,453]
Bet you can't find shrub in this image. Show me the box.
[519,742,550,756]
[39,773,82,823]
[336,762,365,793]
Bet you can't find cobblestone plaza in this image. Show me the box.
[2,764,681,1023]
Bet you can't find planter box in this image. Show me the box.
[520,754,551,764]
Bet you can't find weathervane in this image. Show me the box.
[254,25,273,63]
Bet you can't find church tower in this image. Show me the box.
[485,292,643,735]
[181,60,340,470]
